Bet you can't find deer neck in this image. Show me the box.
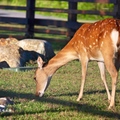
[43,44,78,76]
[42,23,92,77]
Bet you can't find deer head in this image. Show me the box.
[34,57,52,97]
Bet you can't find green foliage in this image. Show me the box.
[0,0,26,6]
[0,0,114,20]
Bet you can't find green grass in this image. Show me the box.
[0,60,120,120]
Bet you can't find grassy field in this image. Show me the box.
[0,56,120,119]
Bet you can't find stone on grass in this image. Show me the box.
[16,39,55,62]
[0,38,55,68]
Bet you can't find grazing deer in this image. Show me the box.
[34,18,120,109]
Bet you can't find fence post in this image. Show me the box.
[68,1,77,39]
[25,0,35,38]
[115,0,120,19]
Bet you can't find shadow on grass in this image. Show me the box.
[48,89,120,98]
[0,89,120,119]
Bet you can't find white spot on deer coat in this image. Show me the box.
[103,31,107,38]
[89,45,92,48]
[101,41,103,48]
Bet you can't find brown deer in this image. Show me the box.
[34,18,120,110]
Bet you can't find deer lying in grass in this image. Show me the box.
[34,18,120,110]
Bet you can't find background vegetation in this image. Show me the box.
[0,0,114,20]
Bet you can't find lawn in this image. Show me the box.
[0,57,120,119]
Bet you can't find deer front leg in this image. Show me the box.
[77,58,88,101]
[97,62,111,102]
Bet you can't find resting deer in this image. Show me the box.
[34,18,120,109]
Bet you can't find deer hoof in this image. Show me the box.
[76,97,82,101]
[108,105,116,112]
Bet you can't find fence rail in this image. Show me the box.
[0,0,119,42]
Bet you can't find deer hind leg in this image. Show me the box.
[77,58,88,101]
[97,62,111,101]
[104,58,118,110]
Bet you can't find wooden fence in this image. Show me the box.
[0,0,119,42]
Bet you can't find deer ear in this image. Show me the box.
[37,56,44,69]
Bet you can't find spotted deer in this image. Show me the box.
[34,18,120,109]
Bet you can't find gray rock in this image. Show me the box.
[16,39,55,62]
[0,44,24,67]
[0,44,45,67]
[0,38,55,68]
